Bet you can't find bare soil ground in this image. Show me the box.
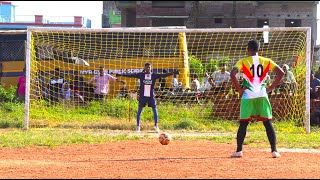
[0,137,319,179]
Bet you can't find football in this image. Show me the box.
[158,132,172,145]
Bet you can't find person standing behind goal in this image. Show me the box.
[90,66,124,101]
[116,63,179,133]
[229,39,284,158]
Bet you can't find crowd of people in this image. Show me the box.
[16,61,300,106]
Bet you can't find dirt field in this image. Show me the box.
[0,136,320,179]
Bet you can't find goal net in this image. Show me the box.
[25,27,311,132]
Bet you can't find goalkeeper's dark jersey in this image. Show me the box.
[119,72,173,98]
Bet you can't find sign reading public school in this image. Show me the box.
[79,68,144,75]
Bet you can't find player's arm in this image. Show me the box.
[89,76,97,87]
[157,70,180,79]
[230,67,245,94]
[115,73,139,78]
[266,66,284,93]
[107,74,125,84]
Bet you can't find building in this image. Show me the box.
[0,1,91,29]
[115,1,317,36]
[102,1,121,28]
[114,1,319,63]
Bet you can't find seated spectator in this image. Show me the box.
[275,64,297,94]
[16,68,26,103]
[231,71,244,94]
[49,68,65,104]
[315,66,320,79]
[190,74,200,92]
[311,71,320,99]
[171,73,182,92]
[70,75,85,103]
[311,107,320,126]
[265,70,272,86]
[199,70,213,93]
[34,70,49,100]
[158,69,168,91]
[61,82,72,108]
[210,62,231,94]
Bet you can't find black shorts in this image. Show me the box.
[139,97,156,108]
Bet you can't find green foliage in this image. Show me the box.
[189,55,204,77]
[220,56,231,66]
[0,85,18,103]
[204,58,218,74]
[189,55,231,81]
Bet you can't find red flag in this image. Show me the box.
[294,55,299,68]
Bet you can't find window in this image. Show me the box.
[152,1,185,8]
[285,19,301,27]
[0,40,25,61]
[126,8,136,27]
[152,18,184,26]
[257,19,269,28]
[215,18,223,24]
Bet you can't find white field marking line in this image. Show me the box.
[102,131,232,137]
[260,148,320,153]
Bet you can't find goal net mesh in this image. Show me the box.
[26,27,309,130]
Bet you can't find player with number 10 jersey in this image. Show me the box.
[234,55,280,121]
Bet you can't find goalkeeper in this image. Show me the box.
[229,39,284,158]
[116,63,179,133]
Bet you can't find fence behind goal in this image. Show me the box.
[25,27,311,133]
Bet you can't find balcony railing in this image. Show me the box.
[0,14,88,26]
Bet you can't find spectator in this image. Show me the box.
[49,68,65,104]
[275,64,297,94]
[116,62,179,133]
[210,62,231,94]
[199,70,213,93]
[190,74,200,92]
[90,66,124,101]
[315,66,320,79]
[310,71,320,99]
[61,82,72,108]
[171,73,182,92]
[34,70,48,100]
[310,71,320,126]
[16,68,26,102]
[70,75,85,103]
[158,69,168,91]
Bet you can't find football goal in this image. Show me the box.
[25,26,311,133]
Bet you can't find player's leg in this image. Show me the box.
[255,97,275,150]
[263,120,277,152]
[236,121,249,152]
[231,98,254,158]
[230,121,249,158]
[257,97,280,157]
[136,106,143,132]
[151,106,159,132]
[136,98,146,132]
[149,98,159,132]
[263,120,280,158]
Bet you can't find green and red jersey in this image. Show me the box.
[234,55,280,99]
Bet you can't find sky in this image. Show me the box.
[9,1,320,45]
[11,1,103,28]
